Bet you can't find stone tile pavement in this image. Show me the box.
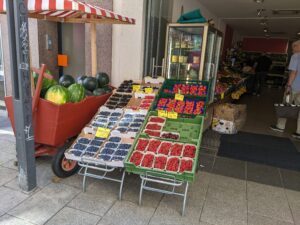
[1,110,300,225]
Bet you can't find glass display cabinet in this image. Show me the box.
[164,23,223,102]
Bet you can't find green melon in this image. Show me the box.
[103,85,113,93]
[93,88,106,96]
[76,75,87,85]
[83,77,98,91]
[59,74,75,88]
[32,71,57,98]
[68,84,86,103]
[85,89,93,96]
[96,72,110,88]
[45,85,70,105]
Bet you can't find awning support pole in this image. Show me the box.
[6,0,36,192]
[91,23,97,76]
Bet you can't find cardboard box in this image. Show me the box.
[214,103,247,122]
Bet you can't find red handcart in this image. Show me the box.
[5,65,112,177]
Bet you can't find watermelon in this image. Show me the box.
[96,72,110,88]
[83,77,98,91]
[103,86,113,93]
[32,71,57,98]
[68,84,86,103]
[85,89,93,96]
[59,74,75,88]
[76,75,87,85]
[45,85,70,105]
[93,88,106,96]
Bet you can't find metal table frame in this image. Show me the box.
[139,172,189,216]
[78,161,126,200]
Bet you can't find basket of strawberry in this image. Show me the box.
[136,139,149,151]
[147,139,161,153]
[166,157,180,172]
[183,145,196,158]
[141,153,154,168]
[130,151,144,166]
[179,159,193,172]
[154,155,167,170]
[157,142,172,155]
[170,143,183,156]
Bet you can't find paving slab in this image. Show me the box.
[4,178,41,195]
[0,159,18,171]
[68,191,117,217]
[0,187,28,216]
[0,151,16,165]
[9,183,81,225]
[247,181,294,223]
[0,166,17,186]
[98,201,155,225]
[0,214,34,225]
[285,189,300,225]
[45,207,100,225]
[200,196,247,225]
[212,157,246,180]
[248,213,294,225]
[208,173,246,192]
[281,169,300,192]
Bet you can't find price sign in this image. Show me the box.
[221,93,224,100]
[95,127,110,138]
[132,85,141,92]
[167,111,178,119]
[144,87,153,94]
[175,93,184,101]
[158,110,168,118]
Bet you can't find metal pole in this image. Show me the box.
[6,0,36,192]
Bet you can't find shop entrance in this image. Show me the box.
[0,26,5,109]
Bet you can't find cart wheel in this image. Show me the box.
[52,146,79,178]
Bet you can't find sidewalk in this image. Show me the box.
[0,109,300,225]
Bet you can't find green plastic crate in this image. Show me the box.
[124,111,204,182]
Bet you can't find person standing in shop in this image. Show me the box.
[270,40,300,139]
[253,52,272,96]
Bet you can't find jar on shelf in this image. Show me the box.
[193,56,200,64]
[179,56,184,63]
[171,55,178,63]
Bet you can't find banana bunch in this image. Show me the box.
[231,86,246,100]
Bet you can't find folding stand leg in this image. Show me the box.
[82,166,88,192]
[139,179,145,205]
[182,182,189,216]
[118,170,126,200]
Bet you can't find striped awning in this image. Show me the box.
[0,0,135,24]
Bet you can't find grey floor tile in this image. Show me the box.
[285,189,300,225]
[0,166,17,186]
[0,141,16,155]
[212,157,246,180]
[0,159,18,171]
[9,183,81,225]
[280,169,300,191]
[199,222,215,225]
[200,196,247,225]
[45,207,100,225]
[209,173,246,192]
[248,213,294,225]
[0,187,28,216]
[206,182,247,206]
[35,163,56,188]
[0,151,16,165]
[149,194,204,225]
[199,154,215,172]
[98,201,155,225]
[247,162,282,187]
[0,214,34,225]
[200,147,217,156]
[68,191,117,217]
[247,181,294,223]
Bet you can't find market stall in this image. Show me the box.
[2,0,136,177]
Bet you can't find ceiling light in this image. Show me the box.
[263,28,268,33]
[254,0,264,3]
[298,32,300,35]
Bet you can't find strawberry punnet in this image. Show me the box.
[130,151,143,166]
[136,139,149,151]
[166,157,180,172]
[183,145,196,158]
[141,154,154,168]
[154,156,167,170]
[180,159,193,172]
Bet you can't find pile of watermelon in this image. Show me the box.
[33,70,112,105]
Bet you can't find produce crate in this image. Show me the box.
[152,92,208,117]
[124,111,204,182]
[159,79,210,98]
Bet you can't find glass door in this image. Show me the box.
[166,26,204,80]
[210,33,222,102]
[203,30,216,81]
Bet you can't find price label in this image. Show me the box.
[221,93,224,99]
[167,111,178,119]
[95,127,110,138]
[132,85,141,92]
[158,110,168,118]
[175,93,184,101]
[144,87,153,94]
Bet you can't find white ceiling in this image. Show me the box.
[200,0,300,39]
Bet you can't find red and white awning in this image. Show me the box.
[0,0,135,24]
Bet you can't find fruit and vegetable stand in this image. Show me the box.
[63,78,208,215]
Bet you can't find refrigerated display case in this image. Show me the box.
[163,23,222,102]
